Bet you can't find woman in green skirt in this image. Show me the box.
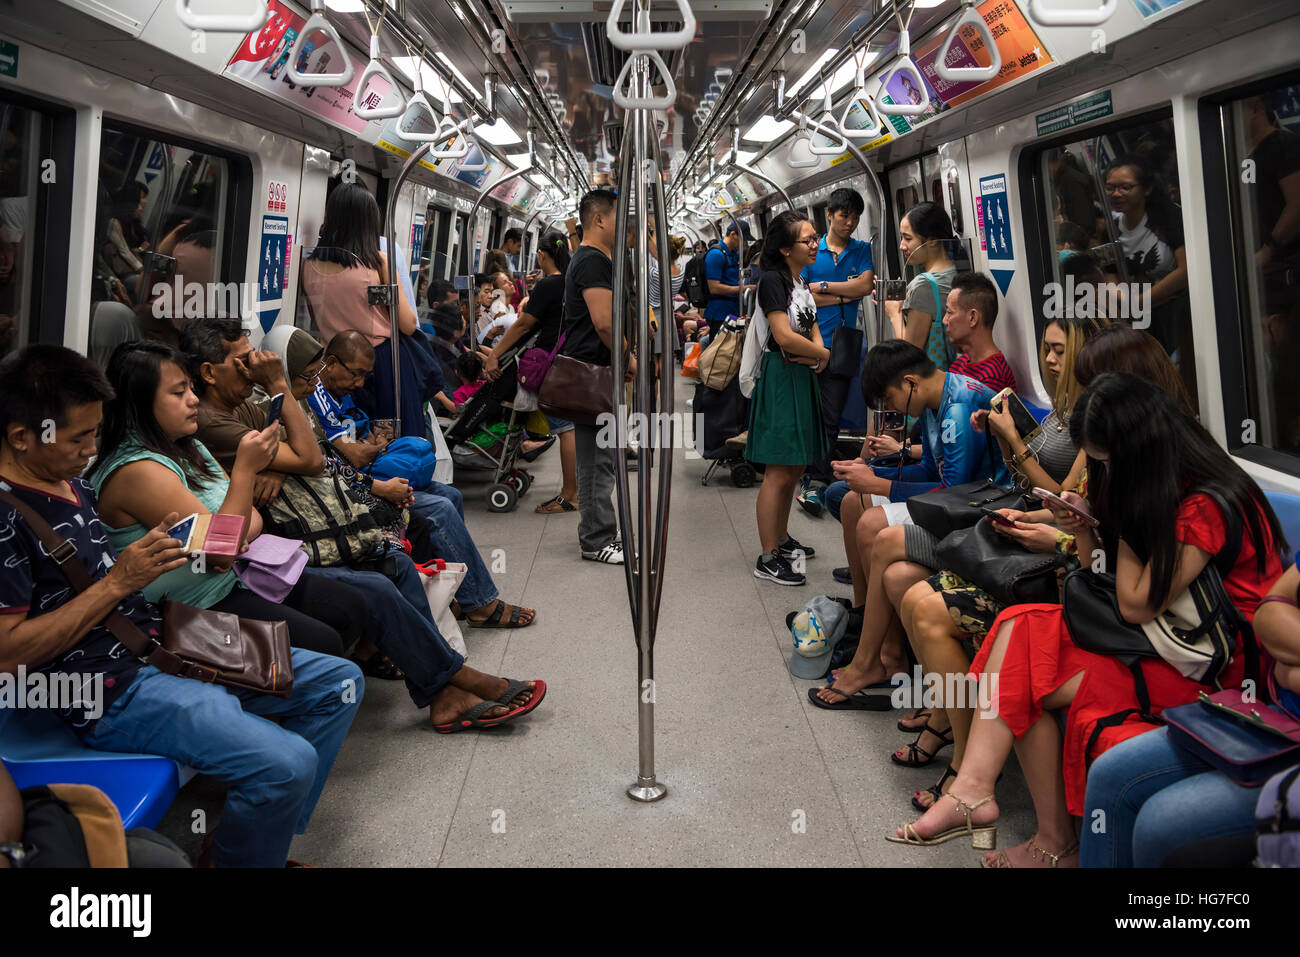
[747,211,831,585]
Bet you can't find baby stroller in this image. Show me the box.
[693,375,756,487]
[442,334,536,512]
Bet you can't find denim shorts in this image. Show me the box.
[544,415,575,435]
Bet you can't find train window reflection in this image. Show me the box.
[0,102,41,358]
[90,125,230,363]
[1223,82,1300,458]
[1035,114,1194,406]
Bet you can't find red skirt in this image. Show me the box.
[968,604,1242,816]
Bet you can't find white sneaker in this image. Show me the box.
[582,542,625,564]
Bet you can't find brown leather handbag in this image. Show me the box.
[537,353,615,427]
[0,490,294,697]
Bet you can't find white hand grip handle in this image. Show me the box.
[175,0,268,32]
[1028,0,1117,26]
[431,119,471,159]
[354,36,402,121]
[458,137,488,172]
[606,0,696,52]
[877,55,929,116]
[840,77,884,140]
[935,2,1002,82]
[808,115,846,156]
[399,92,443,142]
[286,8,356,88]
[787,132,818,169]
[612,50,676,110]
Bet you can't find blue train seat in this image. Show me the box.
[1265,490,1300,562]
[0,706,192,830]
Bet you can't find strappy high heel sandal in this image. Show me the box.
[891,721,953,768]
[886,792,997,849]
[981,838,1079,869]
[912,763,957,813]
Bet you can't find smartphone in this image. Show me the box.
[1032,487,1100,527]
[884,279,907,300]
[166,513,198,550]
[989,389,1040,439]
[264,392,286,429]
[981,505,1018,527]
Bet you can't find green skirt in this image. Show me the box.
[745,351,830,465]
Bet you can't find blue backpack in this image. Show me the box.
[369,436,436,489]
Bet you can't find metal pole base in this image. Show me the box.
[627,779,668,803]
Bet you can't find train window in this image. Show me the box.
[0,102,42,357]
[90,125,234,361]
[1024,110,1195,406]
[1203,77,1300,466]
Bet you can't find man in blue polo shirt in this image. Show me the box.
[703,219,753,337]
[796,188,876,517]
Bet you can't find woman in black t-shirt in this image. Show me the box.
[748,211,831,586]
[481,230,578,512]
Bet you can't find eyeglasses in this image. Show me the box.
[295,360,327,383]
[1104,182,1139,194]
[797,237,820,247]
[329,357,370,381]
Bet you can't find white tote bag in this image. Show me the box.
[426,403,455,485]
[738,298,769,399]
[414,559,469,657]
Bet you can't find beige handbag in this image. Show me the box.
[697,318,746,391]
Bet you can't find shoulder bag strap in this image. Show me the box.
[0,489,195,679]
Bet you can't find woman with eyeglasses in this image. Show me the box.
[87,339,369,660]
[884,202,958,371]
[747,210,830,586]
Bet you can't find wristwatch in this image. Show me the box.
[0,842,32,867]
[819,281,830,294]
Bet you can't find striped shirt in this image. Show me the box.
[948,351,1017,394]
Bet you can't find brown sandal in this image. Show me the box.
[535,495,577,513]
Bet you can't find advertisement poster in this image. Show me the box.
[224,0,391,135]
[914,0,1052,110]
[257,215,289,333]
[1130,0,1192,17]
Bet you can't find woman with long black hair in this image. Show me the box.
[747,210,829,586]
[300,183,433,438]
[889,373,1286,867]
[481,229,579,513]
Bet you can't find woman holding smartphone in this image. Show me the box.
[889,373,1286,868]
[88,340,367,659]
[748,211,830,586]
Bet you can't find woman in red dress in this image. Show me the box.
[887,372,1286,866]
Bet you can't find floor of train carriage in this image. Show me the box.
[155,375,1037,867]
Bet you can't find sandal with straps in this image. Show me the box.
[466,599,535,628]
[891,721,953,768]
[912,763,957,813]
[981,838,1079,869]
[886,792,998,849]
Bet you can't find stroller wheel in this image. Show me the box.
[730,462,756,488]
[506,470,533,496]
[487,483,518,513]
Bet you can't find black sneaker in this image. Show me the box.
[755,553,806,586]
[778,536,815,561]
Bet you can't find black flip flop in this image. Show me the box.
[807,684,892,712]
[355,653,405,681]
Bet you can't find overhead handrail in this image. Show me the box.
[787,104,818,169]
[808,81,847,156]
[398,49,446,143]
[606,0,696,52]
[286,0,355,88]
[877,1,927,116]
[175,0,268,32]
[612,48,677,110]
[1028,0,1118,27]
[935,0,1002,83]
[354,4,402,121]
[840,61,884,140]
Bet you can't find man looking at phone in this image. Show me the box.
[796,188,876,518]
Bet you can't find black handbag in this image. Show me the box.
[1061,490,1247,689]
[934,518,1066,605]
[907,478,1029,540]
[826,300,863,378]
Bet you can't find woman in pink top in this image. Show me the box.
[300,184,431,437]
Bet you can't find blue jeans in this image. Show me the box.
[1080,727,1260,867]
[409,487,497,611]
[824,480,849,523]
[84,649,362,867]
[307,550,465,709]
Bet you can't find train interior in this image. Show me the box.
[1,0,1300,870]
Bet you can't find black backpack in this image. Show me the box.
[684,250,710,309]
